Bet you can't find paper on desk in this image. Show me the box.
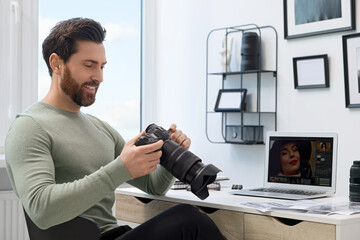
[307,202,360,215]
[239,200,319,213]
[238,200,360,215]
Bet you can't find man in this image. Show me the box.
[5,18,225,240]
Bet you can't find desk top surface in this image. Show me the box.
[116,187,360,226]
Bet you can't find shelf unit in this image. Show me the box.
[205,24,278,144]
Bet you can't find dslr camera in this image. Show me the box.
[136,124,221,200]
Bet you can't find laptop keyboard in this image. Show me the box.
[251,188,325,196]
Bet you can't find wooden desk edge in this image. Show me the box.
[115,187,360,226]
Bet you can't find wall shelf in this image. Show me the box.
[205,24,278,144]
[208,70,276,76]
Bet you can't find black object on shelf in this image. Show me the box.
[241,32,260,71]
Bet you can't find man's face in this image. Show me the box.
[60,40,106,107]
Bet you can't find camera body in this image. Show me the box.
[136,124,221,200]
[136,125,170,146]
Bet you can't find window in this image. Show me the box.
[38,0,142,139]
[0,0,38,154]
[1,0,144,154]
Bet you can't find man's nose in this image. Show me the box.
[92,67,103,83]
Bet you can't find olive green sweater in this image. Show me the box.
[5,102,174,233]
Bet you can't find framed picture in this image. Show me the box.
[293,54,329,89]
[284,0,355,39]
[343,33,360,108]
[214,89,247,112]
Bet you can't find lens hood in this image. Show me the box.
[188,164,221,200]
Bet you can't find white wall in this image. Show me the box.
[147,0,360,196]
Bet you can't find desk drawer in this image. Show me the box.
[244,213,335,240]
[116,194,244,240]
[205,209,243,240]
[115,194,177,223]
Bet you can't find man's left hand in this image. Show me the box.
[168,123,191,150]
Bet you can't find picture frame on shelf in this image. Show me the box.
[343,33,360,108]
[284,0,355,39]
[293,54,329,89]
[214,89,247,112]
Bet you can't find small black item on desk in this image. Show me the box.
[232,184,243,190]
[350,161,360,202]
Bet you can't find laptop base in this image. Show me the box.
[230,188,330,200]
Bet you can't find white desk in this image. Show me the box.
[115,187,360,240]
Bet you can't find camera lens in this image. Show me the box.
[161,141,201,181]
[136,124,221,200]
[161,140,221,200]
[350,161,360,202]
[241,32,260,71]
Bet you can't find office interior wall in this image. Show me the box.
[146,0,360,196]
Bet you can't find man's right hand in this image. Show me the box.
[120,131,163,178]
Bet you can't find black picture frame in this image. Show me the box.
[284,0,355,39]
[293,54,329,89]
[343,33,360,108]
[214,89,247,112]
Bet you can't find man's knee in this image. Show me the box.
[171,204,208,224]
[172,204,199,216]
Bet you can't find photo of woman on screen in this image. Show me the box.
[268,139,312,178]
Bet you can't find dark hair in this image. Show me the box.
[268,140,312,178]
[42,17,106,76]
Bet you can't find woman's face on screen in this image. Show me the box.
[279,142,301,176]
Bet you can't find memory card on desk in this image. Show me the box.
[185,181,221,191]
[216,176,230,181]
[171,181,189,190]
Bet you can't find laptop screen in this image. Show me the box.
[266,134,336,188]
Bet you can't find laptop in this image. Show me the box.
[231,131,338,200]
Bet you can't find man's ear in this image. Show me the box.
[49,53,63,75]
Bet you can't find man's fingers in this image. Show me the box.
[180,138,191,150]
[137,140,164,153]
[146,150,162,161]
[127,131,146,145]
[169,123,177,134]
[170,129,182,142]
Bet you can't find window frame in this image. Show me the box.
[141,0,156,130]
[0,0,38,154]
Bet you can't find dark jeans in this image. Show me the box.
[101,204,227,240]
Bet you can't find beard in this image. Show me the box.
[60,67,99,107]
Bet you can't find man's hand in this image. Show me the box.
[168,124,191,150]
[120,131,164,178]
